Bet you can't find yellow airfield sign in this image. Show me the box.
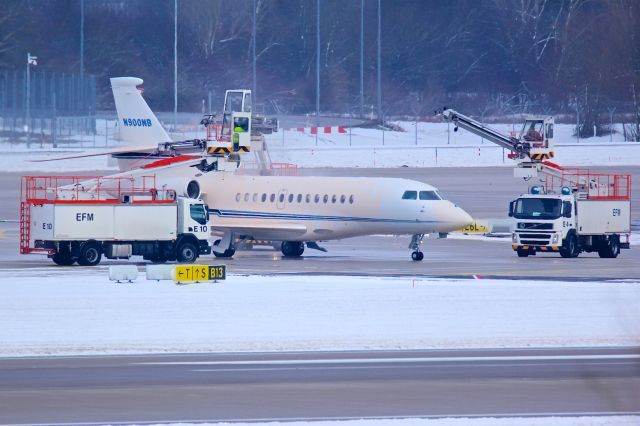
[173,265,226,283]
[458,220,490,234]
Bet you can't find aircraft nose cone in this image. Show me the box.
[445,203,473,231]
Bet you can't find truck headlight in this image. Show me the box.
[512,233,518,243]
[552,233,559,244]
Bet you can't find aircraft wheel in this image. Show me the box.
[411,251,424,261]
[213,239,235,258]
[282,241,304,257]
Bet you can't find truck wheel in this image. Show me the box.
[560,233,579,258]
[598,235,620,258]
[77,242,102,266]
[516,249,529,258]
[177,241,198,263]
[150,255,167,264]
[51,249,75,266]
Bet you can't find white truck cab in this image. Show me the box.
[509,185,631,258]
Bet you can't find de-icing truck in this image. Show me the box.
[20,175,211,266]
[440,108,632,259]
[509,168,631,258]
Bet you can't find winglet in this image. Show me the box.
[110,77,172,146]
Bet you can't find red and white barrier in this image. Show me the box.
[284,126,348,134]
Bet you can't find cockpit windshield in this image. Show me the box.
[402,191,417,200]
[419,191,442,200]
[403,190,444,200]
[513,198,561,219]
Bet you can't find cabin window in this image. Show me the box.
[235,192,241,202]
[261,193,267,202]
[314,194,320,203]
[349,195,354,204]
[402,190,417,200]
[331,194,336,203]
[244,193,250,202]
[323,194,328,204]
[288,193,294,203]
[270,193,275,202]
[279,193,285,203]
[306,194,311,203]
[419,190,441,200]
[252,193,258,202]
[297,194,302,203]
[340,194,346,204]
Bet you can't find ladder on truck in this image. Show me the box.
[19,201,31,254]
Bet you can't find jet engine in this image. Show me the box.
[158,179,201,199]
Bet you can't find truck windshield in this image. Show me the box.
[190,204,208,225]
[514,198,561,220]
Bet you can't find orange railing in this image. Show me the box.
[20,175,169,204]
[543,168,631,200]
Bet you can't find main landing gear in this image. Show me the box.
[281,241,305,257]
[409,233,425,261]
[212,231,236,258]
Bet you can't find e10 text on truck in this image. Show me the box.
[20,175,211,266]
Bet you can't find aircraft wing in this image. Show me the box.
[211,221,307,239]
[30,145,158,162]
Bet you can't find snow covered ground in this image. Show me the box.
[157,416,640,426]
[1,121,638,172]
[0,272,638,357]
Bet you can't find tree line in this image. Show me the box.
[1,0,639,137]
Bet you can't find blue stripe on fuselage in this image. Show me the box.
[208,208,439,224]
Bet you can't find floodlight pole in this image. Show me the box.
[360,0,364,118]
[80,0,84,82]
[173,0,178,131]
[377,0,382,123]
[252,0,256,103]
[316,0,320,146]
[26,53,37,148]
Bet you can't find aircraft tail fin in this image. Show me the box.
[110,77,172,146]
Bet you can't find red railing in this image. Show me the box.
[543,168,631,200]
[20,175,167,204]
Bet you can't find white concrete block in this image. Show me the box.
[108,265,139,283]
[146,264,175,281]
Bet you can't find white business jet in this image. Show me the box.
[44,77,473,261]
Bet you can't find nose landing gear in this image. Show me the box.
[409,233,425,261]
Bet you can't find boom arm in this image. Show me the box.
[441,109,527,159]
